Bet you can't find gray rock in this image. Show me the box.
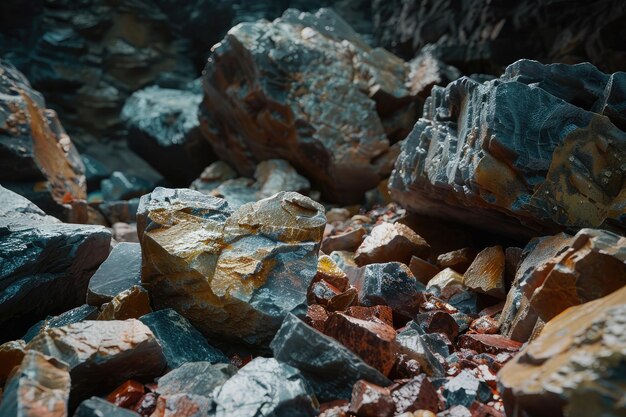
[190,161,238,194]
[87,242,141,306]
[212,357,318,417]
[140,309,228,369]
[22,304,99,343]
[102,171,155,201]
[396,327,445,377]
[443,370,492,408]
[156,362,236,399]
[271,313,391,402]
[73,397,140,417]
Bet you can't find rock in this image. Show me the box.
[458,334,522,355]
[200,8,423,204]
[106,380,145,408]
[349,380,396,417]
[426,268,465,300]
[305,304,330,332]
[212,357,318,417]
[150,393,212,417]
[326,208,352,223]
[390,59,626,238]
[0,186,111,342]
[437,406,472,417]
[396,328,445,377]
[469,316,500,335]
[73,397,140,417]
[355,222,431,266]
[271,313,391,401]
[443,370,491,408]
[98,198,141,225]
[122,85,215,184]
[414,311,459,342]
[101,171,155,202]
[97,285,152,320]
[87,242,142,306]
[156,362,236,399]
[133,392,158,417]
[462,246,506,299]
[391,374,440,414]
[324,312,398,376]
[498,285,626,417]
[356,262,426,317]
[312,255,349,292]
[139,309,228,369]
[322,227,367,253]
[0,60,86,220]
[26,319,167,404]
[190,161,237,194]
[0,350,70,417]
[409,256,441,285]
[0,340,26,386]
[112,222,139,243]
[22,304,99,343]
[436,249,476,274]
[138,188,325,346]
[345,305,394,327]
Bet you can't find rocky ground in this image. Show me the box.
[0,2,625,417]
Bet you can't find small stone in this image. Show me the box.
[106,380,145,408]
[463,246,506,299]
[345,305,394,327]
[322,227,368,253]
[305,304,330,332]
[427,268,465,300]
[409,256,441,285]
[436,405,472,417]
[326,208,351,223]
[328,287,359,311]
[414,312,460,342]
[150,394,212,417]
[87,242,142,306]
[156,362,236,399]
[443,370,492,408]
[355,222,431,266]
[470,316,500,334]
[0,340,26,386]
[74,397,142,417]
[97,285,152,320]
[313,255,350,292]
[139,309,228,369]
[391,374,440,413]
[132,392,158,417]
[437,249,476,274]
[458,334,522,355]
[308,280,342,307]
[349,380,396,417]
[396,328,445,377]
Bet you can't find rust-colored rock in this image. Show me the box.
[391,374,440,414]
[498,285,626,417]
[322,227,367,254]
[306,304,330,332]
[349,380,396,417]
[427,268,465,300]
[458,334,522,355]
[151,394,212,417]
[409,256,441,285]
[97,286,152,321]
[470,316,500,335]
[417,311,459,341]
[463,246,506,299]
[106,380,145,409]
[345,305,394,327]
[0,340,26,387]
[313,255,349,292]
[355,222,431,266]
[437,249,476,274]
[324,312,398,376]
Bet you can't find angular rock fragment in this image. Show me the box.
[499,285,626,417]
[322,227,367,254]
[345,305,394,327]
[87,242,142,306]
[138,188,325,346]
[106,380,145,408]
[150,393,212,417]
[458,334,522,355]
[462,246,506,299]
[312,255,349,292]
[0,350,70,417]
[0,340,26,386]
[156,362,236,399]
[102,171,155,202]
[391,374,440,414]
[414,311,459,341]
[97,286,152,320]
[305,304,330,332]
[74,397,140,417]
[349,380,396,417]
[409,256,441,285]
[355,222,431,266]
[390,59,626,237]
[212,357,318,417]
[139,309,227,369]
[23,304,99,343]
[443,370,491,408]
[200,8,423,203]
[426,268,465,300]
[436,249,476,274]
[271,314,391,401]
[190,161,237,194]
[26,319,166,403]
[470,316,500,335]
[396,328,445,377]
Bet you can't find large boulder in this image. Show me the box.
[0,186,111,342]
[138,187,325,346]
[0,60,86,220]
[390,60,626,238]
[200,8,427,204]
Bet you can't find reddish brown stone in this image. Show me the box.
[345,305,394,327]
[106,380,145,408]
[319,400,349,417]
[0,340,26,386]
[97,285,152,320]
[409,256,441,285]
[478,302,505,318]
[328,287,359,311]
[133,392,158,417]
[355,222,431,266]
[458,334,522,355]
[463,246,506,299]
[427,268,465,300]
[469,401,504,417]
[437,248,476,274]
[228,354,253,369]
[391,374,440,413]
[151,393,211,417]
[349,380,396,417]
[312,255,349,292]
[389,354,422,380]
[308,280,342,307]
[305,304,330,332]
[322,227,367,253]
[470,316,500,335]
[420,311,459,341]
[324,312,398,376]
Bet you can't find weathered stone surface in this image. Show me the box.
[409,256,441,285]
[22,304,99,343]
[390,59,626,237]
[150,393,212,417]
[426,268,465,300]
[345,305,394,327]
[212,357,318,417]
[414,311,459,342]
[436,249,476,274]
[200,8,423,204]
[156,362,236,399]
[443,370,492,408]
[349,380,396,417]
[74,397,140,417]
[0,186,111,342]
[470,316,500,335]
[0,60,86,220]
[499,285,626,417]
[391,374,440,414]
[0,350,70,417]
[122,85,215,184]
[355,222,431,266]
[106,380,144,408]
[312,255,349,293]
[458,334,522,355]
[396,328,445,378]
[138,187,325,346]
[0,340,26,386]
[97,285,152,320]
[26,319,166,403]
[305,304,330,332]
[190,161,237,194]
[139,309,228,369]
[101,171,155,202]
[462,246,506,299]
[87,242,142,306]
[322,227,367,254]
[271,313,391,401]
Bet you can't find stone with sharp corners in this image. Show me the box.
[355,222,431,266]
[0,340,26,386]
[443,370,492,408]
[462,246,506,299]
[87,242,142,306]
[409,256,441,285]
[391,374,440,414]
[97,285,152,320]
[23,304,99,343]
[349,380,396,417]
[156,362,236,399]
[396,328,445,377]
[74,397,140,417]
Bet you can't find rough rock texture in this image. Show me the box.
[122,85,215,184]
[156,362,236,399]
[26,319,167,404]
[0,60,86,220]
[97,285,152,320]
[22,304,99,343]
[355,222,431,266]
[0,350,70,417]
[390,59,626,238]
[87,242,142,306]
[74,397,140,417]
[200,8,425,204]
[271,313,391,401]
[443,370,491,408]
[462,246,506,299]
[212,357,319,417]
[0,340,26,386]
[138,187,325,346]
[0,186,111,342]
[349,380,396,417]
[498,285,626,417]
[373,0,626,74]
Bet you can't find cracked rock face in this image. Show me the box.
[200,8,423,204]
[498,285,626,417]
[390,59,626,238]
[138,187,325,346]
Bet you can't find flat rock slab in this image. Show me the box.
[87,242,142,306]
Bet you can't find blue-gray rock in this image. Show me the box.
[73,397,140,417]
[396,327,444,377]
[271,313,391,402]
[22,304,99,343]
[390,59,626,237]
[0,186,111,342]
[156,362,236,399]
[212,357,318,417]
[443,370,492,408]
[102,171,155,201]
[140,309,228,369]
[87,242,141,306]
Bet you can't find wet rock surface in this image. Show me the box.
[87,242,141,306]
